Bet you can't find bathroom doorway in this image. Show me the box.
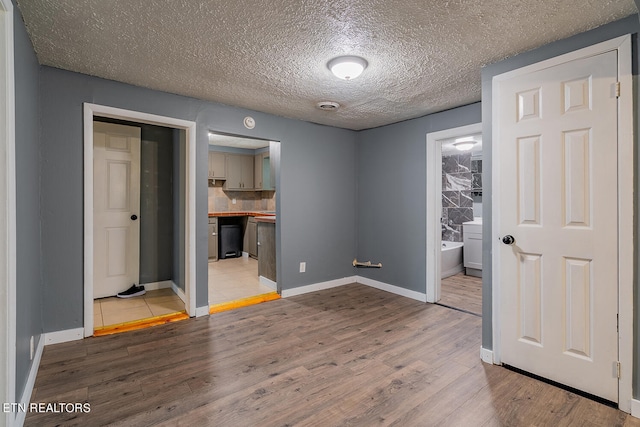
[426,123,482,315]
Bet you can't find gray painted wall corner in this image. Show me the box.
[355,103,481,293]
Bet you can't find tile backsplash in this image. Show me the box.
[208,181,275,212]
[442,153,482,242]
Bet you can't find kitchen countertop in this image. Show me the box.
[255,216,276,224]
[208,211,275,218]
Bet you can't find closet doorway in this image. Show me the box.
[83,104,197,337]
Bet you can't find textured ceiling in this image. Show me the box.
[16,0,637,130]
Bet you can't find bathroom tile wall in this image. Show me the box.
[442,152,481,242]
[208,181,276,212]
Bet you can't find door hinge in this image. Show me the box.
[616,361,621,379]
[615,81,621,98]
[617,313,619,332]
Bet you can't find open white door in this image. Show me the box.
[93,122,141,298]
[495,49,619,402]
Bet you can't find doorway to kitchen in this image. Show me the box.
[207,132,280,312]
[83,103,197,337]
[426,123,482,316]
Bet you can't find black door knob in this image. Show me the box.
[502,235,515,245]
[131,214,138,221]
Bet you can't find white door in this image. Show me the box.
[93,122,141,298]
[497,50,618,401]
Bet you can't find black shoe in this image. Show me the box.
[117,284,146,298]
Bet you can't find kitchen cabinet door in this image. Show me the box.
[225,154,254,190]
[208,152,226,179]
[241,155,254,190]
[248,218,257,258]
[254,153,263,189]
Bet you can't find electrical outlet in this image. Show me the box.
[299,262,306,273]
[232,198,237,204]
[30,336,34,360]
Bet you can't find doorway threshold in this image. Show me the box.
[93,311,189,337]
[210,292,280,315]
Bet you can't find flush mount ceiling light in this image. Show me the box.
[327,56,368,80]
[453,137,477,151]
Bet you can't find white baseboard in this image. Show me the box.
[280,276,428,303]
[44,327,84,345]
[171,282,186,303]
[195,305,210,317]
[281,276,357,298]
[14,334,44,426]
[480,346,494,364]
[141,280,173,291]
[259,275,277,290]
[630,399,640,418]
[356,276,427,303]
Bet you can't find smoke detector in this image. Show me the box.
[316,101,340,111]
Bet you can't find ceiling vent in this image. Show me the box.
[316,101,340,111]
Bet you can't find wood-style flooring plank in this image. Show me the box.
[439,272,482,315]
[25,283,636,426]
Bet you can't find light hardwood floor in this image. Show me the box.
[439,272,482,316]
[27,284,639,426]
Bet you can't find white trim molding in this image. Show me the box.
[357,276,427,303]
[44,328,84,346]
[491,34,633,413]
[195,305,210,318]
[0,1,16,426]
[480,347,494,365]
[630,399,640,419]
[425,122,482,304]
[281,277,357,298]
[14,334,43,427]
[281,276,428,303]
[259,275,277,290]
[83,104,197,338]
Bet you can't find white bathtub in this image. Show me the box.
[441,241,464,279]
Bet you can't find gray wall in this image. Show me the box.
[481,15,640,394]
[38,66,357,331]
[13,0,43,400]
[356,103,481,292]
[139,124,175,285]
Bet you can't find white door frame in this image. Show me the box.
[426,122,482,302]
[491,35,633,412]
[83,103,197,337]
[0,0,15,424]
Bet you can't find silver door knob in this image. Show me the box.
[502,235,515,245]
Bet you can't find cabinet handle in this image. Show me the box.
[257,242,261,246]
[212,232,217,236]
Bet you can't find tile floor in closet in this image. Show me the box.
[93,256,273,329]
[93,288,185,328]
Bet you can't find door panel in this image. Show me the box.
[497,50,618,402]
[94,122,141,298]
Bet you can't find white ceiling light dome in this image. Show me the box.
[327,56,368,80]
[453,137,477,151]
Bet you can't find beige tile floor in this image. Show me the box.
[94,257,273,328]
[209,256,274,305]
[94,288,185,328]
